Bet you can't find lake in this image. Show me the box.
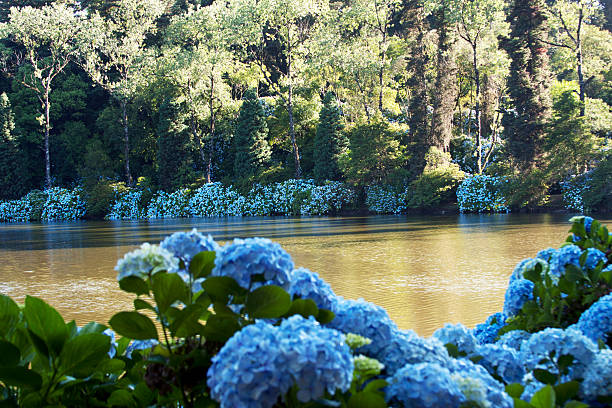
[1,213,606,336]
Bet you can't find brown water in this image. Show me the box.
[1,214,607,336]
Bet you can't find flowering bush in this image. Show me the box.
[0,187,86,222]
[456,175,510,213]
[107,188,145,220]
[146,189,191,219]
[561,174,590,212]
[365,185,407,214]
[1,216,611,407]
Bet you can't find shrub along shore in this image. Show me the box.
[0,175,603,224]
[0,216,611,407]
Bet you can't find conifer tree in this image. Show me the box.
[0,93,26,199]
[313,92,347,182]
[233,89,271,179]
[156,99,194,191]
[500,0,553,170]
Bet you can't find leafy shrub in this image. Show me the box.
[107,187,145,220]
[83,180,119,219]
[365,185,407,214]
[146,189,191,219]
[0,188,86,222]
[407,165,465,210]
[560,174,590,212]
[457,175,510,213]
[582,154,612,212]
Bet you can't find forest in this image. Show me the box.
[0,0,610,215]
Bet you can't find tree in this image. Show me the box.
[456,0,508,173]
[1,3,85,188]
[160,2,236,183]
[81,0,164,186]
[233,89,271,179]
[501,0,553,170]
[0,92,26,198]
[227,0,328,178]
[313,92,347,182]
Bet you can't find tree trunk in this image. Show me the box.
[378,33,386,113]
[206,75,216,184]
[44,86,51,189]
[473,43,483,174]
[576,9,585,117]
[121,100,133,186]
[288,82,301,178]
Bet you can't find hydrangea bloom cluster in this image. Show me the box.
[0,188,86,222]
[575,293,612,344]
[509,257,549,283]
[456,175,510,213]
[548,244,583,278]
[107,189,144,220]
[560,175,590,212]
[188,183,246,217]
[503,279,534,316]
[385,363,466,408]
[364,185,407,214]
[328,298,398,357]
[446,358,513,408]
[521,328,598,381]
[146,189,191,219]
[212,237,294,290]
[379,329,449,374]
[584,247,607,269]
[160,229,219,264]
[432,323,479,355]
[207,316,353,408]
[115,243,179,281]
[473,312,507,344]
[497,330,531,351]
[288,268,338,310]
[472,343,524,384]
[580,349,612,402]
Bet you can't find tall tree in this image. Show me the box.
[501,0,553,170]
[0,92,26,198]
[233,89,271,179]
[1,3,85,188]
[82,0,164,186]
[313,92,347,182]
[227,0,328,178]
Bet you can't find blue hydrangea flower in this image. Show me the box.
[115,243,179,281]
[378,329,449,375]
[125,339,158,358]
[328,298,398,358]
[160,229,219,264]
[548,245,583,278]
[580,349,612,402]
[207,316,353,408]
[288,268,339,310]
[509,258,549,284]
[446,358,513,408]
[536,248,557,262]
[432,323,479,355]
[385,363,466,408]
[497,330,531,351]
[473,313,507,344]
[575,293,612,344]
[103,328,117,358]
[584,248,607,270]
[503,279,534,316]
[521,328,598,381]
[471,343,525,384]
[570,216,594,242]
[212,238,294,290]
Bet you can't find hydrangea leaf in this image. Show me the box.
[348,391,386,408]
[286,298,319,319]
[118,276,149,296]
[202,314,241,343]
[58,333,111,377]
[0,366,42,390]
[505,383,525,399]
[189,251,216,279]
[553,381,579,406]
[24,295,68,356]
[245,285,291,318]
[0,294,20,335]
[530,385,555,408]
[0,340,20,367]
[202,276,244,303]
[109,312,158,340]
[152,272,189,313]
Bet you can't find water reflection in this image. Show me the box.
[1,214,608,336]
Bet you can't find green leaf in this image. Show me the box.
[0,340,20,367]
[0,294,20,335]
[203,315,241,343]
[316,309,335,324]
[107,389,136,407]
[348,391,387,408]
[557,355,575,374]
[202,276,244,303]
[245,285,291,318]
[170,304,206,338]
[59,333,110,377]
[24,296,67,356]
[27,329,49,358]
[0,366,42,389]
[563,402,589,408]
[133,382,155,406]
[505,383,525,399]
[109,312,158,340]
[513,398,534,408]
[134,299,155,311]
[363,379,388,393]
[533,369,559,386]
[152,272,189,313]
[189,251,216,279]
[553,381,579,406]
[286,298,319,319]
[118,276,149,296]
[96,358,125,375]
[78,322,107,335]
[530,385,556,408]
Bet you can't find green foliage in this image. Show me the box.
[505,169,551,209]
[582,153,612,212]
[314,92,347,182]
[406,148,465,209]
[233,89,271,180]
[342,115,408,187]
[0,93,26,200]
